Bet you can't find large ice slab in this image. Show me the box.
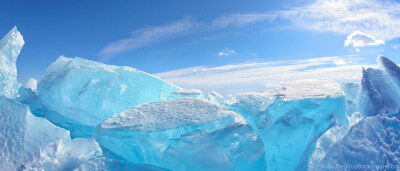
[95,97,265,170]
[37,56,182,136]
[0,27,23,99]
[228,79,346,170]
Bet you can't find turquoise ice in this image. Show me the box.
[36,56,183,137]
[228,79,347,170]
[95,97,266,170]
[341,82,360,115]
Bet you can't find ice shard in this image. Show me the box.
[95,97,266,170]
[308,112,363,169]
[358,59,400,116]
[228,79,347,170]
[341,82,360,115]
[207,91,226,105]
[0,26,24,99]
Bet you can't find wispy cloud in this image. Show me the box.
[218,49,235,56]
[99,14,275,60]
[344,31,385,47]
[99,17,205,61]
[156,56,371,96]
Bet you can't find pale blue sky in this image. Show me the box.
[1,0,400,94]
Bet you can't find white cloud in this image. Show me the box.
[156,56,370,96]
[344,31,385,47]
[218,49,235,56]
[278,0,400,41]
[392,44,400,50]
[100,0,400,60]
[333,58,348,65]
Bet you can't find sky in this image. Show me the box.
[1,0,400,95]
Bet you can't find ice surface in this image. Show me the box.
[310,114,400,170]
[95,97,265,170]
[37,56,182,136]
[101,97,239,131]
[0,27,24,99]
[0,96,70,170]
[228,79,347,170]
[26,138,103,170]
[26,136,167,171]
[0,95,152,170]
[272,79,344,101]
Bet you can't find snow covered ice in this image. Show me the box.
[0,26,23,99]
[0,95,69,170]
[309,113,400,170]
[0,91,122,171]
[3,26,400,170]
[95,97,266,170]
